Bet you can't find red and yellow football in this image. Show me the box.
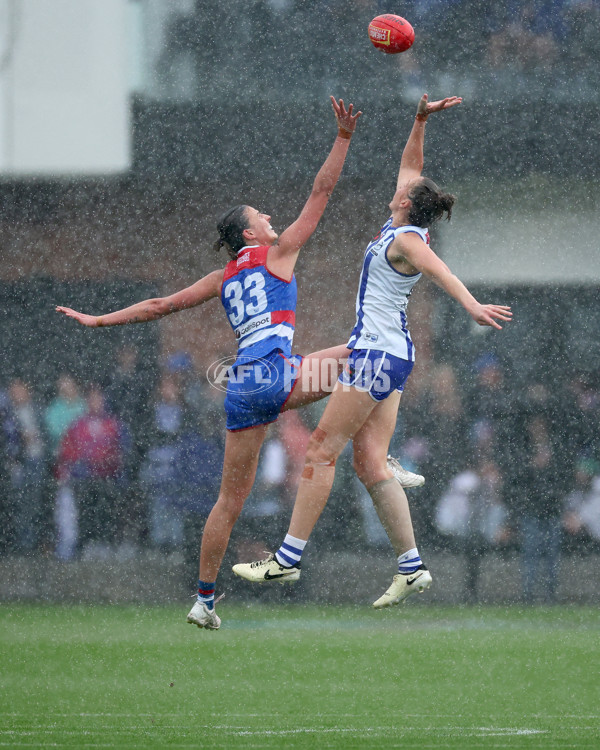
[368,14,415,54]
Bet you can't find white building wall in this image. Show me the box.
[0,0,130,175]
[442,210,600,285]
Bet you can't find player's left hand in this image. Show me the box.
[470,304,512,330]
[331,96,362,136]
[416,93,463,119]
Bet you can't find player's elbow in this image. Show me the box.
[313,183,334,201]
[311,172,336,198]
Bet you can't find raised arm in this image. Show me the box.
[391,233,512,330]
[56,269,224,328]
[267,97,361,280]
[396,94,462,191]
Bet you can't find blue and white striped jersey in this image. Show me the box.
[347,218,428,361]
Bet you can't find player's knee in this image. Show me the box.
[214,491,249,524]
[353,454,389,488]
[305,445,337,467]
[352,451,368,482]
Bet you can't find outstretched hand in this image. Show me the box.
[331,96,362,136]
[416,93,463,120]
[470,304,512,330]
[56,306,99,327]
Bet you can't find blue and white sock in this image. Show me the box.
[275,534,307,568]
[398,548,422,575]
[197,579,215,610]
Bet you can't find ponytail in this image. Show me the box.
[215,204,249,260]
[212,238,226,253]
[408,178,456,227]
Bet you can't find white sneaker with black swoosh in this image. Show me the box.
[186,600,221,630]
[372,565,432,608]
[232,553,301,584]
[387,455,425,488]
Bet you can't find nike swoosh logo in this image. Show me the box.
[406,572,424,586]
[264,569,295,580]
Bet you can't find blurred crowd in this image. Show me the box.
[0,346,311,570]
[159,0,600,101]
[398,355,600,603]
[0,342,598,604]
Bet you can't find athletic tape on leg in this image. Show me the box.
[312,426,327,444]
[301,461,336,484]
[308,426,349,461]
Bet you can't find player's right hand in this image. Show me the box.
[331,96,362,136]
[55,306,99,327]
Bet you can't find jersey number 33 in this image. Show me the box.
[223,272,268,325]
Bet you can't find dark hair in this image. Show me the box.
[408,178,455,227]
[214,204,249,260]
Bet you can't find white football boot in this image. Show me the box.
[387,455,425,488]
[233,553,301,584]
[372,565,432,608]
[186,600,221,630]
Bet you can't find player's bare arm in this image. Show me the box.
[267,97,361,280]
[390,233,512,330]
[396,94,463,189]
[56,269,224,327]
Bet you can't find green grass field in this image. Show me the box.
[1,603,598,749]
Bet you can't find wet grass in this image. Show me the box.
[1,603,598,748]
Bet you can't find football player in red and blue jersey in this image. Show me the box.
[56,96,361,629]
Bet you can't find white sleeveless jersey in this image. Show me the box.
[347,219,428,361]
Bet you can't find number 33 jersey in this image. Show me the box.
[221,245,297,362]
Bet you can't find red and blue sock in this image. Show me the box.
[197,580,215,610]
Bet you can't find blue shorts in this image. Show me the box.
[338,348,413,402]
[224,351,304,431]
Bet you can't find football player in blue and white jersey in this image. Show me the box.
[233,93,512,608]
